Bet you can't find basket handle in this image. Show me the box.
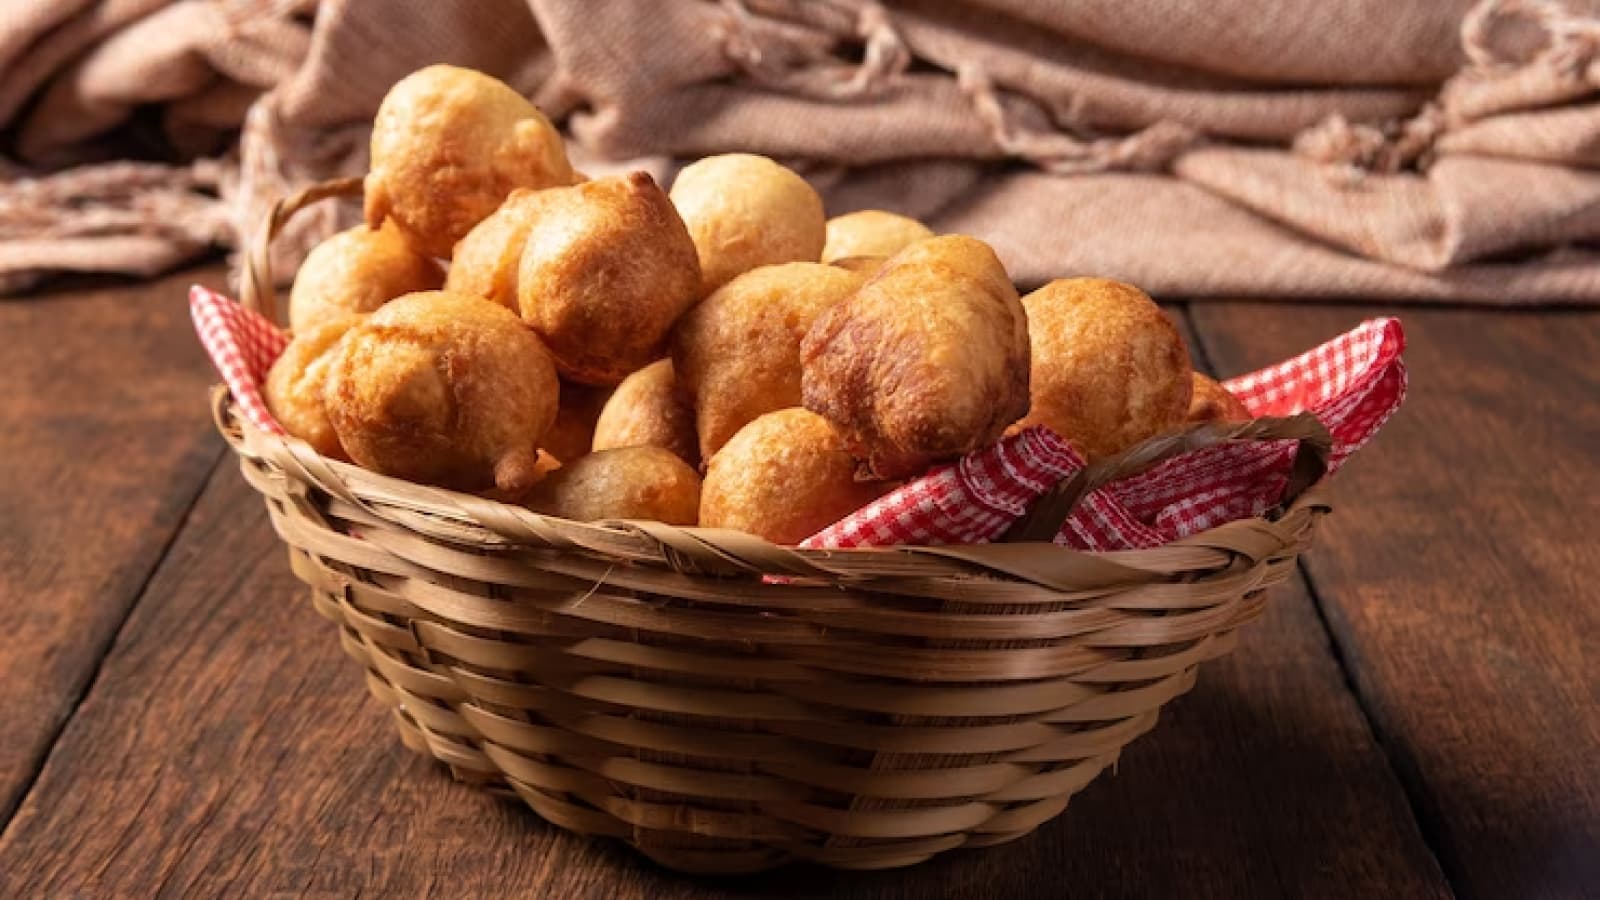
[239,176,367,327]
[1000,413,1333,543]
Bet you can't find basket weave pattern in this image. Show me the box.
[218,178,1333,872]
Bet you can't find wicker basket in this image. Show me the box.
[218,179,1335,873]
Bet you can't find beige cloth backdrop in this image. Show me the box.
[3,0,1600,302]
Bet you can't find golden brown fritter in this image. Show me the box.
[591,359,699,467]
[674,262,863,460]
[524,446,700,525]
[1187,372,1251,423]
[264,314,364,459]
[366,65,574,259]
[1016,278,1192,459]
[800,235,1030,479]
[669,153,825,293]
[540,382,613,466]
[828,255,888,278]
[286,222,442,334]
[516,172,701,385]
[700,409,890,544]
[323,291,560,493]
[443,188,544,312]
[821,210,934,263]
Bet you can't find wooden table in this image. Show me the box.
[1,263,1595,899]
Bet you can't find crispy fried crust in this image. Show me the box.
[524,446,701,525]
[516,172,701,385]
[540,381,613,466]
[700,408,892,544]
[1016,277,1193,459]
[822,210,933,263]
[323,291,560,493]
[591,359,699,468]
[1187,372,1251,423]
[287,222,442,333]
[673,262,863,460]
[800,235,1030,479]
[828,255,889,278]
[669,153,825,293]
[444,188,545,312]
[264,314,365,459]
[365,65,574,259]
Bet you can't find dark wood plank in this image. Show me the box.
[0,265,227,822]
[1190,303,1600,900]
[0,440,1449,895]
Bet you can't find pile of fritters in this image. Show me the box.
[265,65,1250,543]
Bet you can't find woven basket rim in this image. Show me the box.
[215,386,1332,585]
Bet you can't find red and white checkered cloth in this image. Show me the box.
[191,285,289,437]
[191,284,1405,551]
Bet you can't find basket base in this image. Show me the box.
[375,675,1067,873]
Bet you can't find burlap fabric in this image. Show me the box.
[3,0,1599,302]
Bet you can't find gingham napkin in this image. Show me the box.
[191,285,1405,550]
[191,286,289,437]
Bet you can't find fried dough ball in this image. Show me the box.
[366,65,574,258]
[591,359,699,467]
[1016,278,1192,459]
[264,314,363,459]
[700,409,890,544]
[822,210,934,263]
[525,446,700,525]
[669,153,825,292]
[475,450,564,505]
[516,172,701,385]
[1188,372,1251,423]
[540,382,612,465]
[828,255,888,278]
[674,262,863,460]
[287,222,443,333]
[800,235,1030,479]
[323,291,559,493]
[443,188,543,312]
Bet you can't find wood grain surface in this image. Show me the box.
[1192,303,1600,900]
[0,267,227,822]
[0,294,1459,899]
